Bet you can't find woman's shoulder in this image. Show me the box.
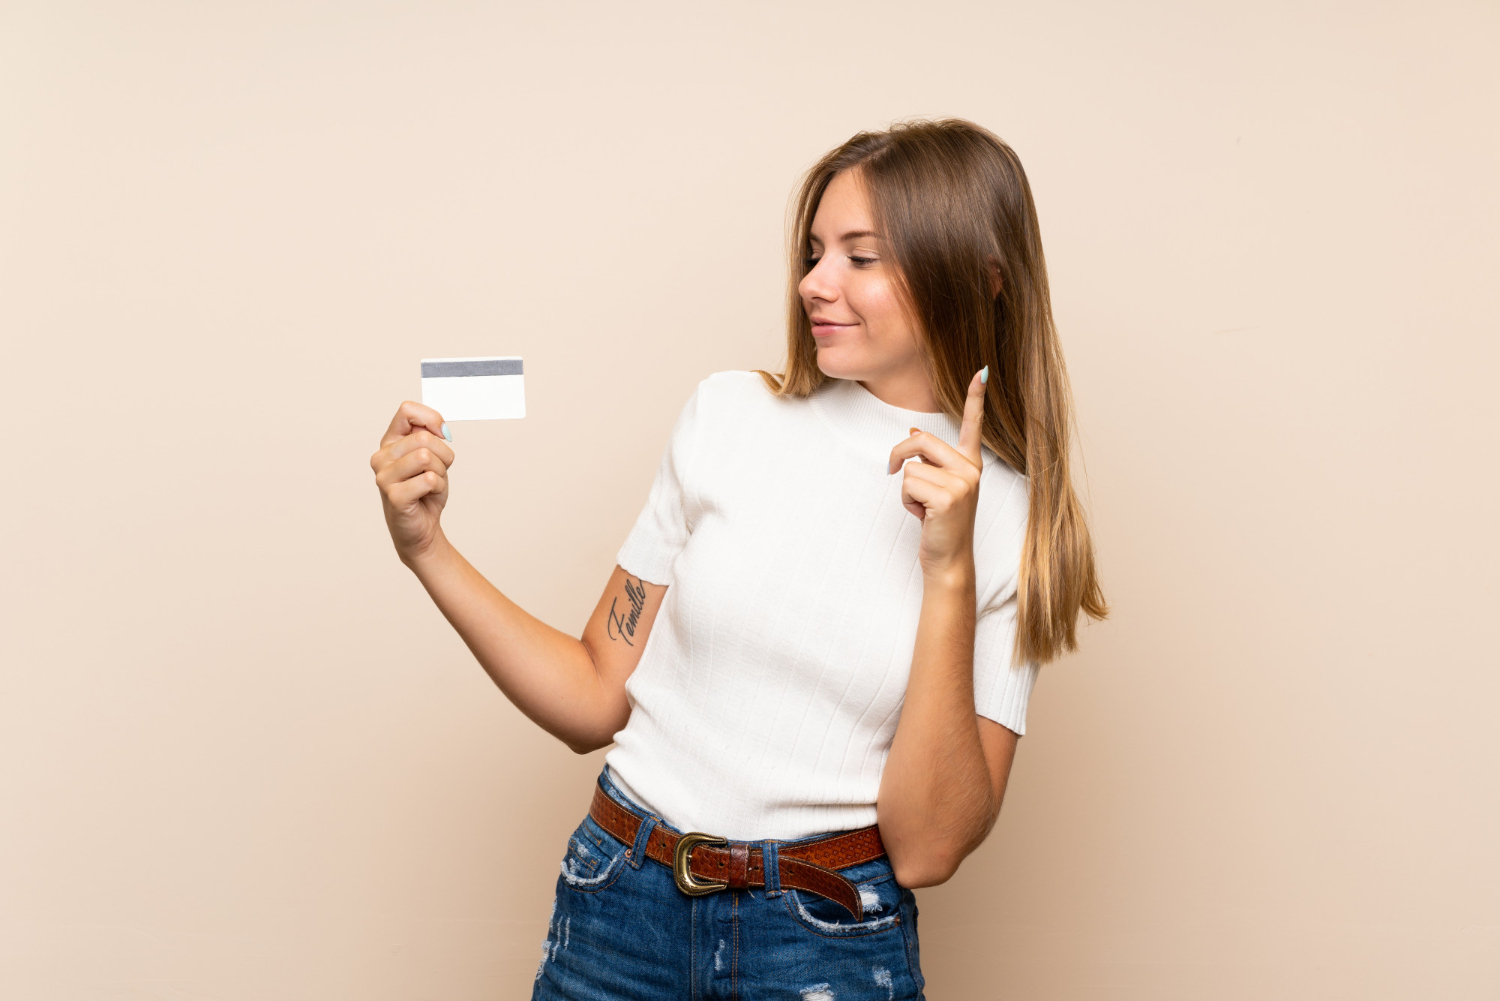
[685,370,795,423]
[694,369,780,401]
[976,457,1030,558]
[979,452,1027,499]
[665,371,813,465]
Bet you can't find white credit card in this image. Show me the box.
[420,357,525,420]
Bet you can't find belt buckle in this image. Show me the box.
[673,832,729,896]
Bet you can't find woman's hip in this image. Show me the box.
[532,769,925,1001]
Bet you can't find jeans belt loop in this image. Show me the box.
[761,840,782,897]
[630,813,658,870]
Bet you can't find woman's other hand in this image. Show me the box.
[886,368,987,579]
[371,401,455,564]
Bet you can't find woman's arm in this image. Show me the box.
[876,371,1018,887]
[371,401,666,753]
[407,546,665,753]
[877,565,1017,886]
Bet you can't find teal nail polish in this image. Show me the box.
[979,366,989,385]
[441,423,452,442]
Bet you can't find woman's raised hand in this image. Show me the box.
[370,401,455,564]
[886,369,988,579]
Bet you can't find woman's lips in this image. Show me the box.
[810,321,854,338]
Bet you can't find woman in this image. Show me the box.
[370,118,1105,999]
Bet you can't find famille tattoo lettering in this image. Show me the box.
[607,576,648,646]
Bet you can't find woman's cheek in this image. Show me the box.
[850,277,891,332]
[863,279,917,348]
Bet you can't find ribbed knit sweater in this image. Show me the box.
[606,371,1038,841]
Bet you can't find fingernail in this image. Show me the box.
[910,427,920,436]
[441,423,452,442]
[979,366,989,385]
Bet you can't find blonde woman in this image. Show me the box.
[370,119,1105,999]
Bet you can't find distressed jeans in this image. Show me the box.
[533,767,926,1000]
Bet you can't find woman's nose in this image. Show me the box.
[799,260,837,303]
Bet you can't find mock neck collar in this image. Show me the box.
[808,377,992,466]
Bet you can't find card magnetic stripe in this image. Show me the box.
[420,359,524,378]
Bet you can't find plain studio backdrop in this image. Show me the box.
[2,1,1497,998]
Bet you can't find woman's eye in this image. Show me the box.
[849,256,877,267]
[803,257,821,270]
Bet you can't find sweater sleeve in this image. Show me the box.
[972,590,1039,735]
[971,471,1040,735]
[615,384,703,586]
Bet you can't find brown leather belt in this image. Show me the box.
[588,781,886,920]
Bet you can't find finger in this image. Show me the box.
[384,429,455,469]
[903,466,964,514]
[376,447,449,491]
[956,367,987,463]
[901,471,953,520]
[376,448,448,492]
[381,400,450,449]
[888,430,972,475]
[386,469,445,508]
[903,460,969,496]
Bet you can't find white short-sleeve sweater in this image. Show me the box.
[606,371,1038,841]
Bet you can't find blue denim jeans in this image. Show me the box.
[533,767,925,1000]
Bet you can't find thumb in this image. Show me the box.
[957,366,988,463]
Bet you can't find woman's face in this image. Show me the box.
[799,170,930,407]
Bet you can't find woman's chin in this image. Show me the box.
[814,347,869,382]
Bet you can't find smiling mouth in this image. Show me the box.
[810,319,854,335]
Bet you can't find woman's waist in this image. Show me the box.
[601,741,885,843]
[589,764,893,922]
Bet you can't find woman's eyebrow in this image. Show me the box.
[808,229,882,246]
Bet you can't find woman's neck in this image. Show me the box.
[857,367,940,414]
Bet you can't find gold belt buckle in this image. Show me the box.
[673,832,729,896]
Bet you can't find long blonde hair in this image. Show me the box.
[761,119,1107,664]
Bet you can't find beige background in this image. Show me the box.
[3,1,1497,997]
